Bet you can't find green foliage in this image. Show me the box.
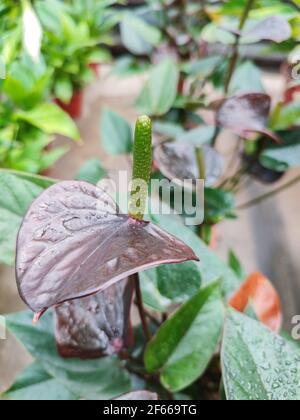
[136,59,179,116]
[145,282,224,392]
[101,108,133,155]
[222,309,300,401]
[75,159,107,184]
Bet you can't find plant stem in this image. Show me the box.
[236,173,300,210]
[134,274,152,341]
[196,146,206,180]
[129,116,152,220]
[224,0,255,94]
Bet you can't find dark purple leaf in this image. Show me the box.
[16,181,198,316]
[243,16,291,44]
[114,391,159,400]
[216,93,280,141]
[154,143,224,187]
[55,278,134,359]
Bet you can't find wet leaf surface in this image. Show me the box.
[154,142,224,187]
[114,391,159,400]
[145,281,224,392]
[216,93,278,140]
[222,309,300,401]
[4,362,78,400]
[229,272,282,333]
[16,181,198,315]
[243,16,291,44]
[55,278,134,359]
[5,310,131,400]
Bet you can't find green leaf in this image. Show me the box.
[149,213,241,298]
[144,282,224,392]
[182,56,221,77]
[259,129,300,171]
[101,108,132,155]
[120,13,161,55]
[270,102,300,131]
[229,61,264,94]
[136,59,179,116]
[54,77,73,104]
[4,362,78,401]
[157,261,202,302]
[177,126,216,145]
[205,188,236,224]
[222,309,300,401]
[16,103,80,141]
[75,159,107,184]
[228,250,245,281]
[5,311,131,400]
[139,270,172,312]
[0,172,45,265]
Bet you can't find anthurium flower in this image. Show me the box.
[16,181,198,318]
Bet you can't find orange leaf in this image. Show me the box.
[229,272,282,333]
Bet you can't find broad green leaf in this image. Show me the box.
[149,213,241,297]
[139,270,172,312]
[4,362,78,401]
[101,108,132,155]
[145,282,224,392]
[157,261,202,301]
[75,159,107,184]
[0,172,45,265]
[229,61,264,94]
[259,129,300,171]
[16,103,80,141]
[5,311,131,400]
[177,126,215,145]
[222,309,300,401]
[54,77,73,104]
[182,56,221,77]
[270,102,300,131]
[205,188,236,224]
[0,169,56,189]
[120,13,161,55]
[136,59,179,116]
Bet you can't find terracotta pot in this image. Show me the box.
[55,91,83,119]
[89,63,100,78]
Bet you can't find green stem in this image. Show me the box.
[196,146,206,180]
[236,173,300,210]
[129,116,152,221]
[224,0,255,94]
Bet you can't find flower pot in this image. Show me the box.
[55,91,83,119]
[89,63,100,78]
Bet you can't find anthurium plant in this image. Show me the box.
[110,0,300,244]
[2,116,300,401]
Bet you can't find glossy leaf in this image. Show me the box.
[149,212,241,298]
[260,143,300,172]
[5,310,131,400]
[0,172,47,265]
[222,309,300,401]
[75,159,107,184]
[139,269,172,312]
[229,61,264,94]
[243,16,292,44]
[229,272,282,332]
[16,181,198,315]
[156,261,202,302]
[16,103,80,141]
[176,126,216,145]
[101,109,133,155]
[154,143,224,187]
[4,362,78,401]
[120,13,161,56]
[136,59,179,116]
[144,282,224,392]
[55,278,134,358]
[115,391,159,401]
[205,188,236,223]
[228,250,246,281]
[216,93,278,141]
